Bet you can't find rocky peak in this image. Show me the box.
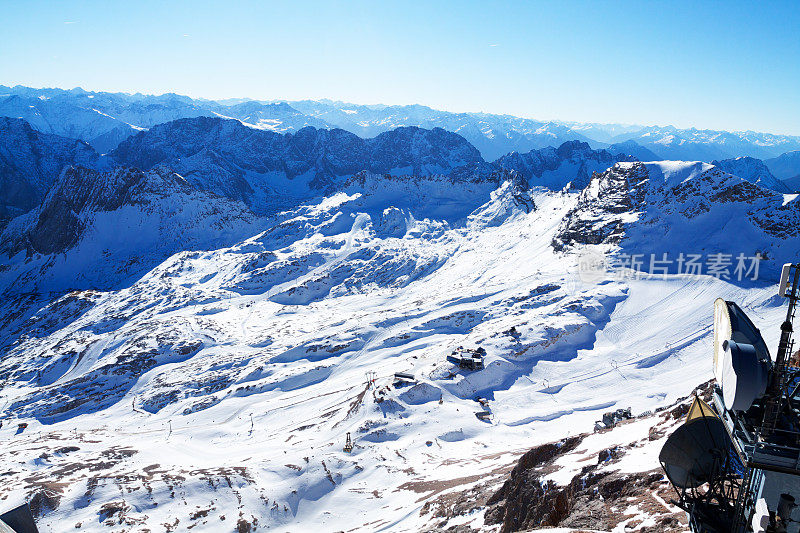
[3,166,201,256]
[555,139,592,158]
[553,161,800,272]
[110,117,487,210]
[0,117,100,229]
[711,156,789,193]
[494,141,635,191]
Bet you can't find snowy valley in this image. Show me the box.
[1,98,799,533]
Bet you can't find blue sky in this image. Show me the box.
[2,0,799,134]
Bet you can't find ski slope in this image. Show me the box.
[0,178,792,532]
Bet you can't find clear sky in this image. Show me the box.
[2,0,799,134]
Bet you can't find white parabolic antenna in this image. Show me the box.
[713,298,733,380]
[713,298,771,382]
[721,340,769,412]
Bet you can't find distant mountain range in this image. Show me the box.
[3,85,800,164]
[2,113,797,235]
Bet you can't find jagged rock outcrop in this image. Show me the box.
[553,161,800,274]
[110,117,484,209]
[2,165,257,258]
[482,434,682,533]
[712,156,789,192]
[552,163,649,249]
[494,140,636,190]
[0,117,100,228]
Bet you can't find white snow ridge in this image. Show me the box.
[0,124,799,532]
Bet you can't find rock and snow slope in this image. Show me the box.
[110,117,485,210]
[0,154,797,532]
[0,117,100,229]
[555,160,800,275]
[0,165,260,295]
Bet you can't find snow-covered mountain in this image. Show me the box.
[0,145,797,531]
[0,165,260,294]
[0,117,100,229]
[766,150,800,181]
[711,156,790,192]
[5,85,799,162]
[554,160,800,272]
[0,86,328,154]
[221,101,331,132]
[110,117,485,210]
[0,86,213,152]
[494,140,635,190]
[608,125,800,161]
[285,100,600,160]
[2,95,800,531]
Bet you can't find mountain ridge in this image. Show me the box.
[4,84,799,161]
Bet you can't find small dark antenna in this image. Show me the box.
[343,432,353,453]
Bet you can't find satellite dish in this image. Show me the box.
[713,299,771,381]
[721,340,770,412]
[714,299,733,380]
[659,398,731,489]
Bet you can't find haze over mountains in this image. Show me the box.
[4,84,800,166]
[1,84,800,531]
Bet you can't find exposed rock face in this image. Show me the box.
[110,117,484,209]
[494,140,636,190]
[0,165,259,294]
[552,162,648,249]
[712,156,789,193]
[552,161,800,273]
[0,117,99,229]
[484,436,584,530]
[3,166,191,256]
[485,456,671,532]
